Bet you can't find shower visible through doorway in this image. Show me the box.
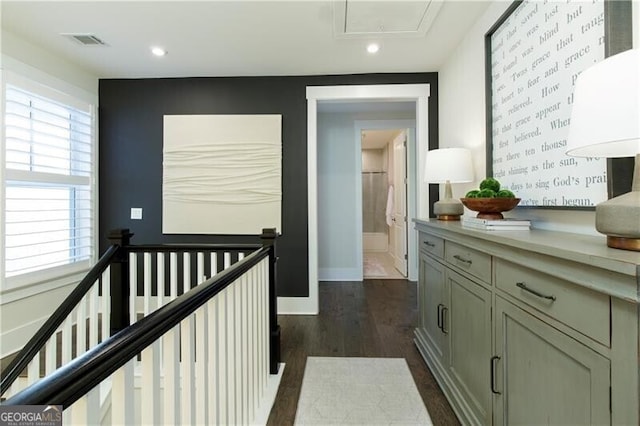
[361,129,406,279]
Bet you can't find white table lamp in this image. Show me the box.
[424,148,474,220]
[566,48,640,251]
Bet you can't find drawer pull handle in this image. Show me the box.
[453,254,472,265]
[441,306,449,335]
[437,303,444,330]
[424,241,436,247]
[516,282,556,301]
[490,356,501,395]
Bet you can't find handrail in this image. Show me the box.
[0,244,121,396]
[124,243,261,252]
[2,246,271,407]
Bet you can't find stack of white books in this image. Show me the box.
[461,216,531,231]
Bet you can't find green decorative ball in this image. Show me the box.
[479,177,501,192]
[497,189,516,198]
[477,188,497,198]
[465,190,481,198]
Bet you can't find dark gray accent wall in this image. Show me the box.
[99,73,438,297]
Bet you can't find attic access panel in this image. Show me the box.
[335,0,443,37]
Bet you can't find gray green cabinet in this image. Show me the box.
[414,219,639,425]
[493,296,610,425]
[417,252,447,361]
[446,269,492,425]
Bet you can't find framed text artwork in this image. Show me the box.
[485,0,633,209]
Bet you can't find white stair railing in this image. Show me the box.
[91,257,271,425]
[4,230,282,426]
[66,255,276,425]
[1,249,117,400]
[5,271,112,399]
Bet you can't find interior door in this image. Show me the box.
[392,132,407,275]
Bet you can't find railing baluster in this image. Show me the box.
[157,253,165,308]
[183,252,191,293]
[195,299,208,425]
[248,266,256,418]
[262,259,268,397]
[170,252,178,301]
[141,341,161,425]
[162,326,180,425]
[210,252,218,277]
[101,269,110,343]
[207,297,218,425]
[27,355,38,386]
[224,252,231,270]
[76,296,87,357]
[197,252,205,286]
[242,273,249,423]
[69,385,100,425]
[234,280,243,424]
[129,252,137,325]
[180,313,196,425]
[61,314,72,364]
[111,359,135,425]
[144,252,152,316]
[45,339,55,376]
[218,287,229,425]
[89,284,99,348]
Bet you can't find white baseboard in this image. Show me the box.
[277,296,318,315]
[318,267,362,282]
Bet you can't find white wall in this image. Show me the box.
[0,30,99,356]
[317,111,413,281]
[438,1,639,236]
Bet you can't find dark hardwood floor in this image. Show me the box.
[266,280,459,426]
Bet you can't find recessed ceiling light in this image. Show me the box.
[151,47,167,57]
[367,43,380,54]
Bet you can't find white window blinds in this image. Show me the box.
[4,84,95,279]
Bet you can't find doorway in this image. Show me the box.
[298,83,430,315]
[361,128,407,279]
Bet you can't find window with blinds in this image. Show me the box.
[4,83,95,280]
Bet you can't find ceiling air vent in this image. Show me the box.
[62,33,107,46]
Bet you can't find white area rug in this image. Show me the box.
[294,357,433,425]
[364,257,387,277]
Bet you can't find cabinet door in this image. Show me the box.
[419,253,447,359]
[494,297,610,425]
[447,269,492,425]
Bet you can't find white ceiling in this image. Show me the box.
[1,1,491,79]
[362,128,403,149]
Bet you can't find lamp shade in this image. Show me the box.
[424,148,474,183]
[566,49,640,158]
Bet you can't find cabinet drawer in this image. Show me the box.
[495,259,609,346]
[444,241,491,283]
[419,233,444,259]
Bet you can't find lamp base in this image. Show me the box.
[595,190,640,252]
[434,198,464,221]
[607,236,640,251]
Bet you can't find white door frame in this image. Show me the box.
[355,120,415,280]
[278,84,430,315]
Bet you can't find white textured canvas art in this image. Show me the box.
[163,114,282,235]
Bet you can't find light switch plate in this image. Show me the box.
[131,208,143,220]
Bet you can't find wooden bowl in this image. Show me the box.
[460,198,521,220]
